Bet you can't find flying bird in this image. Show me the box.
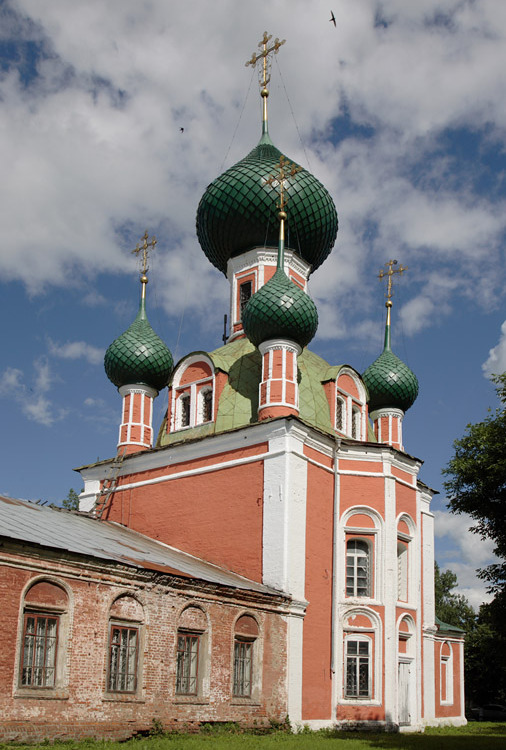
[180,127,184,133]
[329,10,336,27]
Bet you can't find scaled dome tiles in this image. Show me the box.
[242,268,318,348]
[196,136,338,275]
[362,348,419,413]
[104,300,173,392]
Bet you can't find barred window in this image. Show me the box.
[108,626,138,692]
[336,397,345,431]
[21,614,58,687]
[346,539,370,597]
[202,389,213,423]
[233,639,253,697]
[180,394,191,427]
[352,406,361,439]
[176,633,199,695]
[239,281,252,317]
[345,638,371,698]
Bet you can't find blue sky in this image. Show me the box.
[0,0,505,608]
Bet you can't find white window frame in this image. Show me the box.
[344,634,372,699]
[440,642,454,705]
[335,368,367,440]
[346,539,371,598]
[171,355,215,432]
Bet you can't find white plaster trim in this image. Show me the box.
[118,384,158,399]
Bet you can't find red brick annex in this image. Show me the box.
[0,34,465,741]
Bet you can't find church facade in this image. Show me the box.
[0,35,465,741]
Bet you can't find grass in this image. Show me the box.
[2,724,506,750]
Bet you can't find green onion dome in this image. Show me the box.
[242,268,318,349]
[104,297,173,391]
[362,317,418,412]
[196,133,338,275]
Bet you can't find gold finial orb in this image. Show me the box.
[140,274,149,284]
[261,87,269,98]
[278,210,287,220]
[386,299,392,307]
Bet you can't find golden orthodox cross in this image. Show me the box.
[245,31,286,89]
[378,259,408,302]
[264,155,301,211]
[132,230,157,276]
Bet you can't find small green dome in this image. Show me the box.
[104,298,173,391]
[196,134,338,275]
[362,325,418,412]
[242,268,318,348]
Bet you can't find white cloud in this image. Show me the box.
[482,320,506,377]
[0,0,504,338]
[0,357,65,426]
[48,339,104,365]
[434,509,498,608]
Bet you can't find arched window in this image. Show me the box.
[345,635,371,699]
[346,540,370,597]
[176,606,208,697]
[397,542,408,602]
[171,356,215,431]
[233,614,259,698]
[440,641,453,704]
[107,595,144,694]
[334,369,367,440]
[19,580,69,691]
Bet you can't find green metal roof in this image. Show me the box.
[242,268,318,348]
[104,298,173,391]
[196,132,338,276]
[157,339,375,446]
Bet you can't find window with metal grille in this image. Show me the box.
[345,638,371,698]
[176,633,199,694]
[180,394,191,427]
[346,539,370,597]
[233,639,253,697]
[336,397,345,431]
[202,389,213,423]
[108,626,138,692]
[21,614,58,687]
[351,406,361,439]
[239,281,252,317]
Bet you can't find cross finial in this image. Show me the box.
[132,230,157,298]
[378,259,408,306]
[245,32,286,88]
[263,155,301,212]
[246,32,285,133]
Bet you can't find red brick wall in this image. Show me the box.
[0,551,288,742]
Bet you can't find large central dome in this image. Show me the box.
[196,133,338,276]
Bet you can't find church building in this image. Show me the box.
[0,34,465,741]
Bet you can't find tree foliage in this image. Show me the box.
[434,562,476,632]
[62,488,80,511]
[443,373,506,593]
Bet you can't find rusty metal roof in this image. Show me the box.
[0,495,282,597]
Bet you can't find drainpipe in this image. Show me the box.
[331,436,341,722]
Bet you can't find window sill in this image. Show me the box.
[173,696,210,705]
[15,688,69,700]
[103,694,145,703]
[340,698,381,707]
[231,698,262,706]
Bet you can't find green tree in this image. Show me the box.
[443,373,506,594]
[465,594,506,705]
[434,562,476,632]
[62,488,80,511]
